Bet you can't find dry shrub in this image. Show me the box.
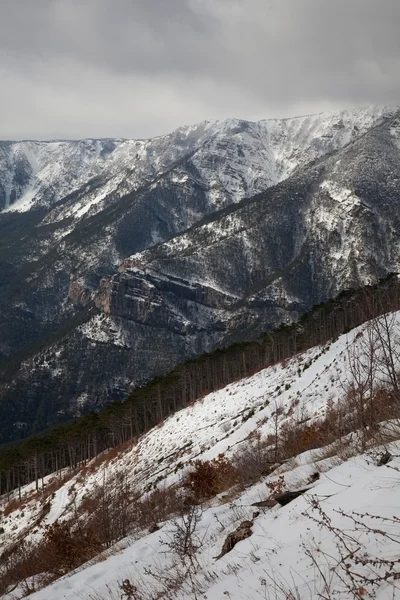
[136,485,184,529]
[301,387,397,458]
[41,521,101,576]
[233,432,274,488]
[302,498,400,599]
[184,455,237,503]
[87,447,119,473]
[79,493,99,515]
[229,386,400,492]
[266,475,285,499]
[1,473,145,594]
[376,418,400,445]
[3,498,20,517]
[0,520,102,595]
[280,386,400,463]
[279,420,324,458]
[1,473,203,597]
[0,540,43,597]
[76,473,183,548]
[84,473,134,548]
[369,387,400,423]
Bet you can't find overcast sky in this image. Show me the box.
[1,0,399,140]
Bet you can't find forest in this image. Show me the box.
[1,273,399,498]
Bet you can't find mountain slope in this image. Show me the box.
[2,312,400,599]
[0,106,399,443]
[2,106,391,216]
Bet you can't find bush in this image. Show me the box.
[136,485,185,529]
[0,521,101,595]
[279,421,324,458]
[233,432,273,488]
[42,521,101,575]
[3,499,20,517]
[185,456,237,503]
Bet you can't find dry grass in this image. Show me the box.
[3,498,21,517]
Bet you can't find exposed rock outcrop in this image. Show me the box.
[275,489,310,506]
[214,517,257,560]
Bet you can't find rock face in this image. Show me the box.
[214,519,255,560]
[275,489,309,507]
[1,106,400,443]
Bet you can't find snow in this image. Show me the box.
[2,311,400,599]
[44,478,77,528]
[4,188,37,213]
[79,314,128,347]
[259,105,396,182]
[17,445,400,600]
[320,180,355,205]
[2,106,400,598]
[2,106,395,231]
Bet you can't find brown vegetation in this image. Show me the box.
[184,455,238,503]
[3,498,21,517]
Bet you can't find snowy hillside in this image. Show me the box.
[2,312,400,599]
[19,448,400,600]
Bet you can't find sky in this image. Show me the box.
[1,0,400,140]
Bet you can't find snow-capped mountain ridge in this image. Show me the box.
[1,105,394,217]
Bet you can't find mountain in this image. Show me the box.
[1,106,400,443]
[2,107,390,216]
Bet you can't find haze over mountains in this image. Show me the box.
[1,105,400,443]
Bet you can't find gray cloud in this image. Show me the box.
[1,0,399,139]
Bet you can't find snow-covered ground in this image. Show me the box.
[1,313,400,599]
[20,445,400,600]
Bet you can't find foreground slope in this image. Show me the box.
[21,449,400,600]
[2,312,400,599]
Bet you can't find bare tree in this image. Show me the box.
[370,311,400,402]
[272,401,284,462]
[345,328,377,450]
[301,495,400,600]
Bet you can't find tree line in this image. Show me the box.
[1,273,400,498]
